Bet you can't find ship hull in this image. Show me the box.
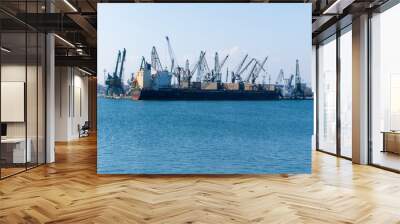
[132,89,280,100]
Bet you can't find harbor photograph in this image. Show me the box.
[97,3,313,174]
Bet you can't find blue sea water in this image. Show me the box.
[97,98,313,174]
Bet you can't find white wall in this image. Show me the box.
[55,67,89,141]
[1,65,26,136]
[1,63,46,164]
[1,65,40,137]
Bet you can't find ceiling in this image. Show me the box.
[0,0,389,75]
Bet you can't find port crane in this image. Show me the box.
[281,74,294,97]
[256,57,268,84]
[293,59,305,98]
[234,57,256,83]
[181,51,206,83]
[286,74,294,87]
[126,73,135,95]
[105,48,126,96]
[276,68,293,88]
[184,59,190,79]
[275,69,285,85]
[166,36,176,73]
[166,36,185,85]
[295,59,301,88]
[103,69,107,85]
[211,52,229,82]
[213,52,219,81]
[245,57,268,84]
[119,49,126,79]
[197,51,212,82]
[231,54,248,83]
[187,51,206,82]
[201,57,212,82]
[151,46,164,72]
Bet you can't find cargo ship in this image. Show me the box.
[106,42,313,101]
[128,55,285,101]
[127,56,315,100]
[132,88,280,100]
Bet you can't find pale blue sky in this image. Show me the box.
[98,3,311,85]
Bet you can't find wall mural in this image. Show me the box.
[97,3,313,174]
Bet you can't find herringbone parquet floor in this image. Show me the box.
[1,135,400,224]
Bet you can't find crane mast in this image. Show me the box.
[295,59,301,87]
[185,59,190,74]
[293,59,304,98]
[214,52,219,80]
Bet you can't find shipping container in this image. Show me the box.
[244,84,254,91]
[201,82,218,90]
[262,84,275,91]
[223,83,240,90]
[191,82,201,89]
[180,81,190,88]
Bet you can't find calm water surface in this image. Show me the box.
[98,98,313,174]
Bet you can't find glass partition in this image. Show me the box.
[339,27,352,158]
[317,35,337,154]
[0,1,46,179]
[1,31,28,177]
[371,3,400,171]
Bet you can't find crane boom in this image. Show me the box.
[287,74,294,87]
[191,51,206,75]
[165,36,176,73]
[235,54,248,75]
[202,55,211,75]
[251,56,268,84]
[258,57,268,72]
[151,46,163,72]
[246,60,259,83]
[118,48,126,79]
[189,51,206,81]
[218,55,229,73]
[113,50,121,77]
[276,69,284,84]
[238,58,255,76]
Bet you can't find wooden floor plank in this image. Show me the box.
[0,135,400,223]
